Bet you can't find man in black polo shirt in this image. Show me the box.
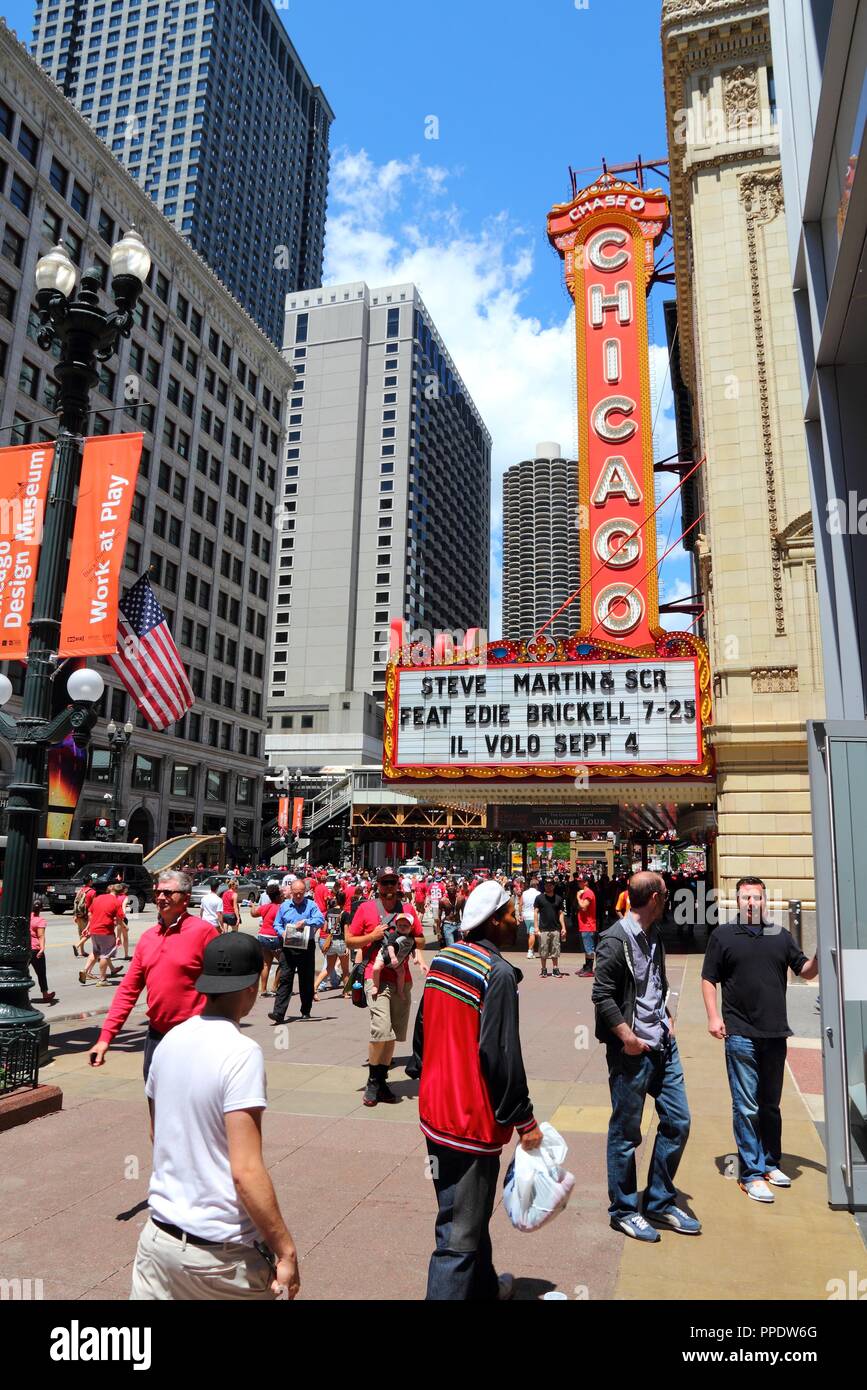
[534,877,566,978]
[701,876,818,1204]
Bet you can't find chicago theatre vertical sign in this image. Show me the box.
[383,175,711,785]
[547,175,670,644]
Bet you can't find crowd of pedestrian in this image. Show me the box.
[27,850,814,1301]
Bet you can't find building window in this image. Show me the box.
[70,180,89,217]
[131,754,160,791]
[1,223,23,272]
[88,748,114,785]
[9,173,32,215]
[171,763,195,796]
[17,122,39,166]
[205,769,227,802]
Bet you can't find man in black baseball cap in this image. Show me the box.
[131,933,301,1301]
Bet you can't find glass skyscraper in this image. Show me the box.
[30,0,332,345]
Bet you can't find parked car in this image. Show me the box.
[189,876,260,912]
[45,863,155,915]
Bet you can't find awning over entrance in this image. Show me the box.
[393,780,715,808]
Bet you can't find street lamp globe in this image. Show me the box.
[191,826,198,835]
[220,825,227,835]
[35,243,77,298]
[124,721,134,735]
[0,673,12,707]
[110,227,152,284]
[106,720,117,736]
[118,819,127,829]
[67,667,105,704]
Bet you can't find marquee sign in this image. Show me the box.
[383,632,712,782]
[548,175,669,644]
[383,174,713,787]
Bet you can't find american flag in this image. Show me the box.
[108,574,194,731]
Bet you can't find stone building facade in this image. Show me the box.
[0,23,294,853]
[662,0,825,909]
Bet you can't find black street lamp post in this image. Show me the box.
[0,231,150,1070]
[105,718,134,837]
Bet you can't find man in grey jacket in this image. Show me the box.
[592,871,700,1242]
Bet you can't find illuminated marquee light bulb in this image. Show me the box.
[594,517,642,567]
[592,397,637,444]
[595,583,644,634]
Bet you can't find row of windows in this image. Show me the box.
[0,95,286,430]
[90,748,255,801]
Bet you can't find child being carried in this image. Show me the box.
[370,912,416,999]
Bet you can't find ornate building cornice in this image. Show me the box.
[662,0,765,33]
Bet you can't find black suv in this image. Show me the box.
[44,863,154,915]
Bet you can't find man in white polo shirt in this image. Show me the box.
[130,933,300,1300]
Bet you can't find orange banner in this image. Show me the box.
[292,797,304,834]
[277,796,290,834]
[0,441,54,660]
[59,433,142,657]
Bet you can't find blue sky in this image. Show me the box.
[3,0,691,635]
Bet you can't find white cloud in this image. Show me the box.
[323,148,686,639]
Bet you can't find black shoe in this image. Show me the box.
[299,1012,312,1021]
[268,1011,284,1023]
[540,969,549,977]
[363,1080,379,1107]
[552,968,562,977]
[377,1081,399,1104]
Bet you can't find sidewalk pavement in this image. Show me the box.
[1,943,862,1302]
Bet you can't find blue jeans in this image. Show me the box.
[442,920,459,948]
[606,1037,691,1219]
[580,930,596,960]
[724,1035,787,1180]
[425,1140,500,1300]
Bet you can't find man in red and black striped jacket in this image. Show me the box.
[411,880,541,1301]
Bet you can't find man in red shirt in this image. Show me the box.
[577,876,597,978]
[89,870,219,1079]
[79,885,126,986]
[345,866,426,1106]
[412,875,429,921]
[312,872,330,918]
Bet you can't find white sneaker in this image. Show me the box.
[765,1167,791,1188]
[497,1272,515,1301]
[526,949,534,959]
[740,1178,774,1202]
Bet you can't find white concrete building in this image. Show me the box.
[266,281,491,770]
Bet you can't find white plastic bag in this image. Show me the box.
[502,1122,576,1233]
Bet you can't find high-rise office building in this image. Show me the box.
[501,444,579,642]
[30,0,333,345]
[0,22,293,851]
[266,281,492,768]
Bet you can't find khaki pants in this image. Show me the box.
[130,1217,275,1301]
[364,978,412,1042]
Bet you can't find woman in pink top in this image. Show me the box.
[221,878,240,931]
[250,883,282,996]
[29,895,56,1004]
